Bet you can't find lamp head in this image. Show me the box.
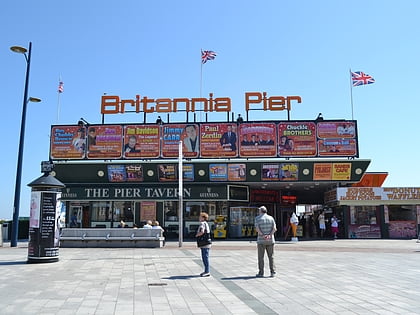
[28,97,41,103]
[10,46,28,54]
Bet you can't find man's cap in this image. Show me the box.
[258,206,267,212]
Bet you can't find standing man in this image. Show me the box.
[255,206,277,277]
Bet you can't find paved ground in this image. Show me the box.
[0,239,419,315]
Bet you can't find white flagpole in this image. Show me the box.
[349,69,354,120]
[178,140,183,247]
[57,76,62,123]
[200,50,203,122]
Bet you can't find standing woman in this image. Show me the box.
[196,212,211,277]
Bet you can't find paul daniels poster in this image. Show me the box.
[86,125,123,159]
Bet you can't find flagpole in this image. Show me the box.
[57,76,62,123]
[200,50,203,122]
[349,68,354,120]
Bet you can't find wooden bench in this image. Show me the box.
[60,228,165,248]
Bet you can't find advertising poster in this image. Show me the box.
[238,123,277,157]
[317,139,357,157]
[182,124,200,159]
[29,191,41,228]
[262,164,280,180]
[86,125,123,159]
[317,121,356,139]
[280,163,298,181]
[140,201,156,221]
[183,164,194,181]
[126,164,143,182]
[50,126,86,159]
[200,123,238,158]
[332,163,352,180]
[278,122,317,157]
[107,165,127,182]
[228,164,246,181]
[158,164,177,181]
[161,124,199,158]
[313,163,332,180]
[209,164,228,181]
[123,125,160,159]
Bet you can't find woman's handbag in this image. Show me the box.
[197,231,212,247]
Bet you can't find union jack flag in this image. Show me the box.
[351,71,375,86]
[58,81,64,93]
[201,50,217,64]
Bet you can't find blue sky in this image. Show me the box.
[1,0,419,219]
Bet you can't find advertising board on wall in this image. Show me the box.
[50,120,358,160]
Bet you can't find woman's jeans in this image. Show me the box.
[200,247,210,273]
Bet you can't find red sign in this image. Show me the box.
[200,123,238,158]
[238,123,277,157]
[278,122,317,157]
[50,126,86,159]
[87,125,123,159]
[123,125,160,159]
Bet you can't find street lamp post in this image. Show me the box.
[10,42,41,247]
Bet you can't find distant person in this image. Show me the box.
[143,220,152,228]
[152,220,164,232]
[318,211,326,238]
[196,212,211,277]
[70,212,78,228]
[236,114,244,123]
[156,116,163,124]
[290,212,299,238]
[183,124,199,153]
[255,206,277,277]
[219,124,237,151]
[330,215,339,239]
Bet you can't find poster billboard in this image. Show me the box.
[86,125,123,159]
[238,123,277,157]
[50,126,86,159]
[200,123,238,158]
[161,124,200,158]
[317,122,358,157]
[49,120,358,160]
[278,122,317,157]
[123,125,160,159]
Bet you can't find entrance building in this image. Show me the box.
[52,159,375,240]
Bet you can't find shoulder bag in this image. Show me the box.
[196,222,212,247]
